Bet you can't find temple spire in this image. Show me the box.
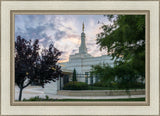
[82,22,84,32]
[79,22,87,54]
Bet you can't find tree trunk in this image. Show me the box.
[18,87,23,101]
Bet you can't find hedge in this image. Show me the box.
[63,82,88,90]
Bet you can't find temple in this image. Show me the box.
[44,23,114,94]
[60,23,114,76]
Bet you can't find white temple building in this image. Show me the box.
[44,23,114,94]
[60,23,114,79]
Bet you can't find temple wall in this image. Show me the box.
[61,55,114,75]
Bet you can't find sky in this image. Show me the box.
[15,15,110,62]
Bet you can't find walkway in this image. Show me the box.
[15,86,145,100]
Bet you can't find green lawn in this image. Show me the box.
[23,97,145,101]
[52,98,145,101]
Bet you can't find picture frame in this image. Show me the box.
[0,0,159,115]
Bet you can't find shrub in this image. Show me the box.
[93,81,119,89]
[23,96,55,101]
[23,96,41,101]
[117,82,145,89]
[63,82,88,90]
[93,81,108,87]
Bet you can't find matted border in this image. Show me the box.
[0,0,159,116]
[10,10,150,106]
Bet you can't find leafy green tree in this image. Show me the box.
[114,61,140,89]
[93,15,145,89]
[91,64,115,86]
[97,15,145,76]
[72,68,77,82]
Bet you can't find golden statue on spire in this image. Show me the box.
[82,22,84,32]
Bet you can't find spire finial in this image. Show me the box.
[82,22,84,32]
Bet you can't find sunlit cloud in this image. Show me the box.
[15,15,109,62]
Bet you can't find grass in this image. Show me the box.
[23,96,145,101]
[87,86,144,90]
[51,98,145,101]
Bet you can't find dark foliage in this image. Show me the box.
[15,36,40,100]
[15,36,62,100]
[38,44,63,87]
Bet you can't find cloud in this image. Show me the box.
[15,15,68,48]
[15,15,109,62]
[54,31,66,41]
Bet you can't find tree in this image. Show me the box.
[38,44,63,87]
[15,36,40,101]
[90,64,115,86]
[94,15,145,89]
[72,68,77,82]
[114,61,141,90]
[15,36,63,101]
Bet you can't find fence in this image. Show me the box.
[61,73,100,87]
[75,73,100,85]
